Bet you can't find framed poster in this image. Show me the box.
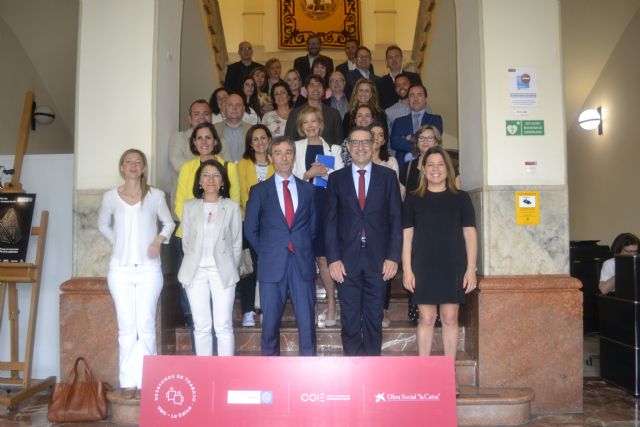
[278,0,361,49]
[0,193,36,262]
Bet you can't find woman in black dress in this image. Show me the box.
[401,146,477,356]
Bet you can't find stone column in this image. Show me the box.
[456,0,582,414]
[66,0,183,387]
[243,0,265,57]
[374,0,396,54]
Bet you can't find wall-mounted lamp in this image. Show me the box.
[30,102,56,130]
[578,106,602,135]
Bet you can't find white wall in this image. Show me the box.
[155,0,184,193]
[0,16,74,155]
[482,0,567,186]
[567,9,640,244]
[75,0,156,190]
[178,0,217,131]
[0,154,73,380]
[455,0,483,190]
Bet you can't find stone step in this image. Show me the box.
[170,321,466,357]
[232,296,414,323]
[456,386,535,426]
[105,383,531,426]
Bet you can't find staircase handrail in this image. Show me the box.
[199,0,228,86]
[410,0,440,74]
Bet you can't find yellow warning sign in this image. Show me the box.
[515,192,539,225]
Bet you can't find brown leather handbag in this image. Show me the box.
[48,357,112,422]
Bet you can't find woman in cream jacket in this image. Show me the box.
[178,159,242,356]
[292,106,343,327]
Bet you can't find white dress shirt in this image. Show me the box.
[351,162,372,198]
[274,173,299,213]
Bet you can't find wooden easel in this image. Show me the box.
[0,91,55,410]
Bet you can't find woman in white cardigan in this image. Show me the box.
[98,149,175,394]
[178,159,242,356]
[292,106,343,327]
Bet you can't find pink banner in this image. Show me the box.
[140,356,457,426]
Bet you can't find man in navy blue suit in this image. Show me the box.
[390,83,443,169]
[345,46,378,99]
[325,126,403,356]
[244,136,318,356]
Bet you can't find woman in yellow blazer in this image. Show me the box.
[175,122,240,238]
[236,124,275,326]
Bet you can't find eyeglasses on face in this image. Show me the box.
[417,135,436,142]
[349,139,373,147]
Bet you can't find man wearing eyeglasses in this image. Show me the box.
[325,127,403,356]
[224,41,263,93]
[326,71,349,120]
[346,46,378,98]
[390,83,443,168]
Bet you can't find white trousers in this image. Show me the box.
[185,266,236,356]
[107,263,163,388]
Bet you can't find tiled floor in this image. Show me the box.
[1,337,638,426]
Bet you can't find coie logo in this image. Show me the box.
[300,393,326,403]
[154,374,197,419]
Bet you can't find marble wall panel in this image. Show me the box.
[73,190,110,277]
[484,186,569,275]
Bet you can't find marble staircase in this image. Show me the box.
[162,276,535,426]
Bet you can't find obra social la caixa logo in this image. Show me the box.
[154,374,197,419]
[374,392,441,403]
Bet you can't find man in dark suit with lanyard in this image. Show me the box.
[244,136,318,356]
[325,126,403,356]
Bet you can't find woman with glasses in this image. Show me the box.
[599,233,640,295]
[400,124,461,193]
[98,149,175,396]
[178,159,242,356]
[292,106,344,328]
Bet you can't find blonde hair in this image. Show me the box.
[119,148,150,201]
[347,78,382,115]
[296,105,324,137]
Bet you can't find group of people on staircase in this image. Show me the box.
[97,35,478,395]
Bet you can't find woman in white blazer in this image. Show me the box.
[98,149,175,395]
[292,106,343,327]
[178,159,242,356]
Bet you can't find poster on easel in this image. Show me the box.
[0,193,36,262]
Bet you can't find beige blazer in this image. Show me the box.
[292,137,344,180]
[178,198,242,288]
